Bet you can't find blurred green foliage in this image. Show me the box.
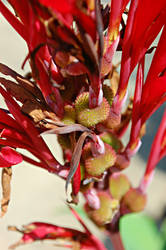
[120,213,166,250]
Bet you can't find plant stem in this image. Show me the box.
[109,232,125,250]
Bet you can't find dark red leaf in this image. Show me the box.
[72,162,81,196]
[0,147,22,168]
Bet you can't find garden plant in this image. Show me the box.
[0,0,166,249]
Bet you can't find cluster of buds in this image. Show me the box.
[0,0,166,249]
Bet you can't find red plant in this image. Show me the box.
[0,0,166,249]
[8,207,106,250]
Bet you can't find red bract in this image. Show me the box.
[114,0,166,111]
[108,0,129,40]
[0,146,22,168]
[39,0,96,41]
[0,85,66,176]
[140,26,166,123]
[101,0,129,78]
[140,110,166,192]
[125,59,144,157]
[39,0,76,13]
[9,208,106,250]
[0,1,27,40]
[125,26,166,156]
[72,162,81,197]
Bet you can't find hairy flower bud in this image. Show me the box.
[109,173,130,200]
[121,188,147,213]
[75,92,110,127]
[85,192,119,226]
[85,144,116,177]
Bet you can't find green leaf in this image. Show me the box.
[161,218,166,238]
[120,213,164,250]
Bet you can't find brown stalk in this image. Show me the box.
[1,167,12,217]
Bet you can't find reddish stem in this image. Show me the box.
[109,232,125,250]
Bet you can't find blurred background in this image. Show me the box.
[0,4,166,250]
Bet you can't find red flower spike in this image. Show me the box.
[116,0,166,109]
[1,1,166,248]
[140,110,166,192]
[0,147,22,168]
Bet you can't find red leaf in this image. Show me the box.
[9,208,107,249]
[117,0,166,101]
[0,147,22,168]
[108,0,129,43]
[0,87,62,171]
[1,128,31,146]
[140,110,166,191]
[7,0,29,26]
[146,26,166,83]
[126,59,144,154]
[72,162,81,196]
[77,11,96,42]
[0,1,27,41]
[0,109,22,131]
[141,76,166,123]
[39,0,76,13]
